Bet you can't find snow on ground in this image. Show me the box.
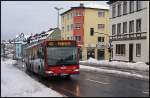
[1,58,63,97]
[80,65,149,80]
[80,58,149,71]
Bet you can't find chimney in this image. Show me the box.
[80,3,84,7]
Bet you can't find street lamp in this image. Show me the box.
[54,7,63,28]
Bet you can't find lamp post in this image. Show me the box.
[54,7,63,28]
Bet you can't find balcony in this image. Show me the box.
[109,32,147,41]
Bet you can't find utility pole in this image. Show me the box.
[54,7,63,28]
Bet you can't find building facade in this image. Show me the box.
[107,1,149,63]
[1,43,5,56]
[61,4,110,60]
[13,33,26,60]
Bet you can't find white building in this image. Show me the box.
[107,1,149,64]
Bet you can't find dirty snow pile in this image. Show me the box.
[1,58,62,97]
[80,65,149,80]
[80,58,149,71]
[80,58,149,80]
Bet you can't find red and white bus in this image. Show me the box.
[24,40,79,77]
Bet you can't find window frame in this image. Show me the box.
[98,10,105,17]
[112,24,116,35]
[90,28,94,36]
[123,22,127,34]
[136,43,141,57]
[116,44,126,56]
[98,37,104,42]
[123,1,127,15]
[117,23,121,35]
[136,19,141,33]
[74,23,81,29]
[129,20,134,33]
[137,1,142,11]
[130,1,134,13]
[117,3,121,17]
[67,25,70,31]
[75,36,81,41]
[112,5,116,18]
[98,24,105,30]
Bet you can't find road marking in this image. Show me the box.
[86,79,109,85]
[60,87,77,96]
[143,91,149,94]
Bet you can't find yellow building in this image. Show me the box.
[61,3,110,60]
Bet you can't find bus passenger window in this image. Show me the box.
[41,47,45,59]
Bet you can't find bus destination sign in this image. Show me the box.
[47,41,76,47]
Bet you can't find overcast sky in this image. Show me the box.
[1,1,108,41]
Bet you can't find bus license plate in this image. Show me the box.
[61,73,68,76]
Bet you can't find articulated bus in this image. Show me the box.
[25,40,79,77]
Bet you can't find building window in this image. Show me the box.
[70,12,73,18]
[117,23,121,35]
[98,24,105,30]
[67,14,69,19]
[123,1,127,15]
[98,10,105,17]
[117,3,121,16]
[62,16,64,21]
[67,25,69,31]
[137,1,142,11]
[129,20,134,33]
[73,36,75,40]
[67,37,69,40]
[136,19,141,32]
[74,12,82,16]
[136,43,141,57]
[90,28,94,36]
[75,36,81,41]
[62,27,64,33]
[71,24,73,31]
[130,1,134,13]
[74,23,81,29]
[112,5,116,18]
[98,37,104,42]
[71,36,73,40]
[112,24,116,35]
[123,22,127,34]
[76,12,79,16]
[116,44,125,56]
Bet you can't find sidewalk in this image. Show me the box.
[1,58,62,97]
[80,58,149,78]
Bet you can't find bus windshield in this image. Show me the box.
[47,47,78,66]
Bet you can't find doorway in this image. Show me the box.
[97,49,104,60]
[87,48,95,59]
[129,44,133,62]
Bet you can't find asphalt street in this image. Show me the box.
[15,61,149,97]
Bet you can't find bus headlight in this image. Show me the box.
[46,71,53,74]
[74,69,79,72]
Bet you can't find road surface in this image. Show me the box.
[15,61,149,97]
